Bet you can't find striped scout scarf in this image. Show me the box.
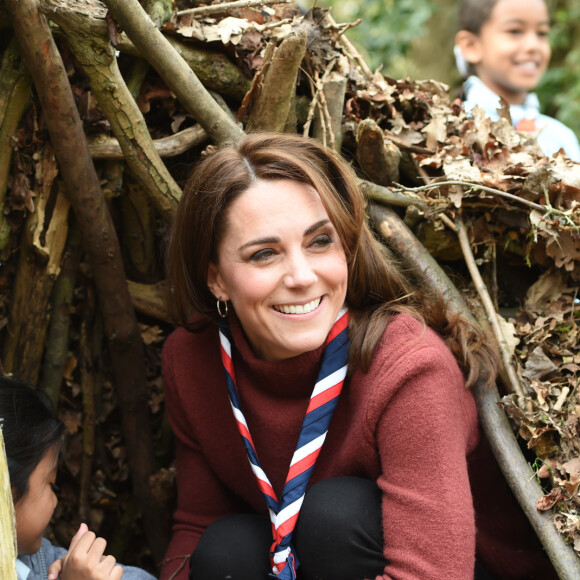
[218,307,349,579]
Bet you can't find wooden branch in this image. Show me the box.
[79,290,96,522]
[121,181,156,282]
[87,124,207,159]
[369,203,580,580]
[177,0,292,16]
[102,0,245,146]
[356,118,401,185]
[326,14,373,80]
[116,34,252,103]
[398,180,571,218]
[0,430,17,580]
[358,179,430,210]
[43,0,181,221]
[6,0,169,561]
[127,279,173,323]
[246,29,307,132]
[41,219,83,410]
[455,216,526,403]
[313,69,347,152]
[0,38,32,251]
[2,157,70,385]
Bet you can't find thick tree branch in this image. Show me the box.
[246,30,307,132]
[43,0,181,220]
[102,0,244,146]
[6,0,169,562]
[117,34,252,103]
[356,118,401,186]
[88,124,207,159]
[0,38,31,250]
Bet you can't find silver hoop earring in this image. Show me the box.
[216,299,228,318]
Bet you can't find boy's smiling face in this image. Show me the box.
[14,444,59,555]
[461,0,551,105]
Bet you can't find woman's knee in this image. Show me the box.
[294,477,386,580]
[189,514,271,580]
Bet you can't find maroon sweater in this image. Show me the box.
[161,314,556,580]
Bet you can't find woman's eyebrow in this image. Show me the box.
[238,220,330,251]
[304,219,330,236]
[239,236,280,251]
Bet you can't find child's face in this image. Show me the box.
[466,0,551,104]
[14,444,59,555]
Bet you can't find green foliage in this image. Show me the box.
[536,3,580,139]
[315,0,436,71]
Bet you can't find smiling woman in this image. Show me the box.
[161,133,555,580]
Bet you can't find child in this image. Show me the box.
[454,0,580,161]
[1,377,156,580]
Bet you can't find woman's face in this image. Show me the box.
[208,179,348,362]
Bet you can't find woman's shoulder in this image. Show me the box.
[380,312,451,353]
[163,319,218,358]
[368,313,465,388]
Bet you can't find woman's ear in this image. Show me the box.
[207,262,229,302]
[455,30,483,66]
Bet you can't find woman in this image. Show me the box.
[161,133,555,580]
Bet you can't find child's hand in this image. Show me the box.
[58,523,124,580]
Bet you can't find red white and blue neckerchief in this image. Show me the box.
[218,307,349,579]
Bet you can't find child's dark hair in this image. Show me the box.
[458,0,499,34]
[0,377,64,503]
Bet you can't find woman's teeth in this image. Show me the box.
[274,298,321,314]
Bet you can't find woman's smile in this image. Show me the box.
[272,297,322,315]
[207,179,348,362]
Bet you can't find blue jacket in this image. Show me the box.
[16,537,157,580]
[463,75,580,161]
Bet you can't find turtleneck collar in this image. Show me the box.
[226,312,327,399]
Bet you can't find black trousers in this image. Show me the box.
[189,476,386,580]
[188,476,495,580]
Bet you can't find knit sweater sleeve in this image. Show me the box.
[160,327,246,580]
[366,318,478,580]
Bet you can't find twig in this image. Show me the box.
[396,180,576,221]
[176,0,291,16]
[438,212,457,232]
[455,215,526,405]
[326,14,373,79]
[302,72,318,138]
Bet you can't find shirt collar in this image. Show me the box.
[464,75,540,117]
[16,559,31,580]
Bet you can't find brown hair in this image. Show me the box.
[167,133,496,388]
[458,0,500,34]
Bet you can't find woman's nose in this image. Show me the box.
[283,252,317,287]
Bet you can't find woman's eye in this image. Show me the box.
[51,483,59,493]
[249,248,275,262]
[311,235,333,247]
